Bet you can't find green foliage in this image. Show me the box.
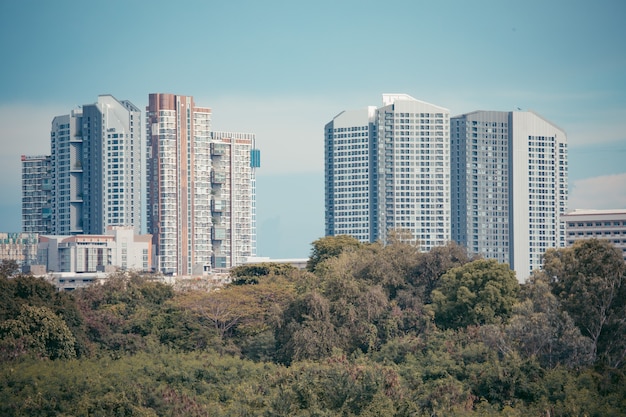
[0,274,88,358]
[266,353,406,416]
[432,259,519,329]
[0,258,20,278]
[2,240,625,415]
[74,273,185,354]
[277,242,441,364]
[504,277,594,368]
[544,239,626,368]
[306,235,362,272]
[275,291,340,364]
[0,350,275,416]
[230,262,296,285]
[413,241,475,302]
[0,304,76,360]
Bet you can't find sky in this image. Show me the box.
[0,0,624,259]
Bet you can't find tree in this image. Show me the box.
[275,291,341,364]
[0,274,89,357]
[431,259,519,329]
[230,262,296,285]
[0,259,20,278]
[306,248,404,353]
[306,235,362,272]
[543,239,626,368]
[413,241,475,302]
[356,240,420,298]
[504,276,594,368]
[74,273,178,355]
[0,304,76,360]
[176,288,257,340]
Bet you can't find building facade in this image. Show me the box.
[210,132,259,269]
[451,111,568,281]
[146,94,259,275]
[325,94,450,251]
[22,155,52,234]
[561,209,626,261]
[0,232,39,267]
[50,95,142,235]
[324,107,376,242]
[37,226,152,273]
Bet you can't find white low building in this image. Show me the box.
[37,226,153,273]
[561,209,626,261]
[50,271,110,291]
[243,256,309,270]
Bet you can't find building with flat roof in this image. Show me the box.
[325,106,376,242]
[561,209,626,261]
[37,226,152,273]
[0,232,39,267]
[325,94,450,251]
[451,110,568,281]
[146,94,260,275]
[210,132,259,269]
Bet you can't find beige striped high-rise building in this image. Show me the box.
[146,94,259,275]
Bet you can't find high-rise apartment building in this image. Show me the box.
[50,95,142,235]
[146,94,259,275]
[210,132,259,268]
[21,154,52,234]
[451,111,568,281]
[325,94,450,251]
[325,107,376,242]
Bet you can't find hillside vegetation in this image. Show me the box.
[0,237,625,416]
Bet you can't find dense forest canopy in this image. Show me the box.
[0,238,624,416]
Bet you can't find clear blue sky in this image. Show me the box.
[1,0,625,258]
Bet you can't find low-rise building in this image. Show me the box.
[561,209,626,261]
[0,232,39,267]
[37,226,153,273]
[243,256,309,270]
[50,271,110,291]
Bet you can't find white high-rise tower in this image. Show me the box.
[450,110,568,281]
[50,95,141,235]
[325,94,451,251]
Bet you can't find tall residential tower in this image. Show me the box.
[21,154,52,234]
[325,94,450,251]
[451,110,568,281]
[324,107,376,242]
[146,94,259,275]
[210,132,259,268]
[50,95,142,235]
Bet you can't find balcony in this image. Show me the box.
[70,161,83,172]
[211,171,227,184]
[211,143,229,156]
[212,227,226,241]
[212,199,224,213]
